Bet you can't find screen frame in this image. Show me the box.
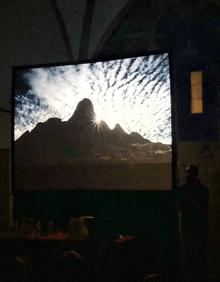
[11,49,177,195]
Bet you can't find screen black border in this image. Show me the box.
[11,49,177,196]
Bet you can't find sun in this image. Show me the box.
[91,112,103,130]
[95,113,102,124]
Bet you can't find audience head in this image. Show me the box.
[56,250,84,282]
[185,165,199,182]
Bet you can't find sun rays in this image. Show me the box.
[91,113,104,131]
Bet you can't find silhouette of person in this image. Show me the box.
[175,165,209,282]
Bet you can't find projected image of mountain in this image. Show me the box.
[14,54,172,190]
[15,98,171,165]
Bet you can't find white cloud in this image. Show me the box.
[15,55,172,144]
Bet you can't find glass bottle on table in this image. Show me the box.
[20,217,34,238]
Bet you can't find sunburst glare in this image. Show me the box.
[91,112,104,131]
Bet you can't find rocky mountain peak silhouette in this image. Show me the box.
[68,98,95,124]
[15,98,171,165]
[113,123,124,133]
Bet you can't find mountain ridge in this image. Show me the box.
[15,98,171,165]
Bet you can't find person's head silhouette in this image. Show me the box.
[185,165,199,183]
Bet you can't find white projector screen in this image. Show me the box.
[14,53,173,190]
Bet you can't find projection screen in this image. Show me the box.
[13,53,173,190]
